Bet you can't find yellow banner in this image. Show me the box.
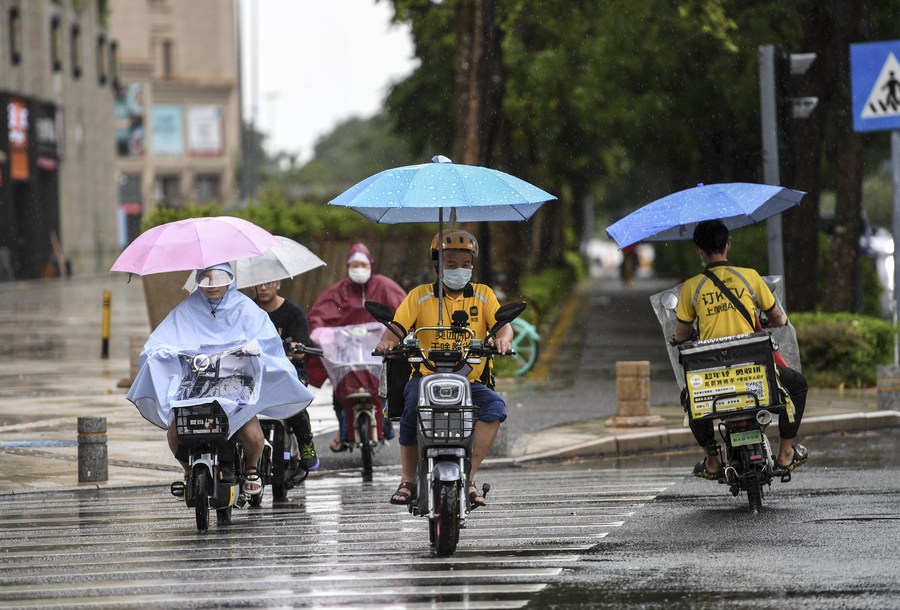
[685,363,771,419]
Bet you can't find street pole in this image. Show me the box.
[758,46,786,281]
[892,130,900,365]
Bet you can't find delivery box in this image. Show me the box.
[679,332,783,420]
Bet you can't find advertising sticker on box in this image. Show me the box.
[685,362,771,419]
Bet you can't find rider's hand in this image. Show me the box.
[241,340,261,356]
[490,337,512,355]
[375,339,398,354]
[286,342,306,360]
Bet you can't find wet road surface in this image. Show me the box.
[0,464,678,609]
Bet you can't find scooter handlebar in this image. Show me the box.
[283,338,324,357]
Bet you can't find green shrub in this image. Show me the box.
[518,264,579,327]
[791,312,895,387]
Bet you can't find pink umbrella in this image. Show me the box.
[110,216,278,275]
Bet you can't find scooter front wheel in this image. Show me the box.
[193,468,210,533]
[432,481,461,556]
[357,414,374,481]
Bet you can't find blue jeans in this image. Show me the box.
[399,377,507,446]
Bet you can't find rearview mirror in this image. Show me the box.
[365,300,394,325]
[485,301,526,342]
[365,300,407,341]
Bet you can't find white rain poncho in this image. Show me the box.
[127,263,313,435]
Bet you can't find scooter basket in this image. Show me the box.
[679,332,782,420]
[175,402,230,441]
[418,406,477,442]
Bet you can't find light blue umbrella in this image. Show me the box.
[328,155,556,224]
[605,183,806,249]
[329,155,556,324]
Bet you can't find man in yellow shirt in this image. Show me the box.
[672,220,808,480]
[375,229,513,508]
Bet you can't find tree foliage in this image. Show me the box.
[383,0,900,312]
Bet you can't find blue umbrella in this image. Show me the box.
[329,155,556,324]
[605,183,806,249]
[328,155,556,224]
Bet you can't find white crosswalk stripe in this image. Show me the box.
[0,466,678,608]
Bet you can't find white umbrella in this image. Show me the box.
[183,235,326,292]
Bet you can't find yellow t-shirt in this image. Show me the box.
[393,282,500,382]
[676,262,776,340]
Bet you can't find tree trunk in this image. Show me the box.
[782,3,832,312]
[454,0,515,288]
[822,0,872,312]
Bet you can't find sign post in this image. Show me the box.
[851,40,900,364]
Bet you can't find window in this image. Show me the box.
[161,39,173,78]
[154,174,181,207]
[195,174,221,203]
[50,17,62,72]
[70,24,82,79]
[109,40,120,90]
[96,34,107,85]
[9,7,22,65]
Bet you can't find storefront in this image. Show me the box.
[0,92,62,280]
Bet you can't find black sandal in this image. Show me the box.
[776,444,809,472]
[390,481,416,505]
[693,443,723,480]
[692,459,723,480]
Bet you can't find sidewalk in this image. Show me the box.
[0,274,898,495]
[504,387,900,463]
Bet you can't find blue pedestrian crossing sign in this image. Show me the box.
[851,40,900,133]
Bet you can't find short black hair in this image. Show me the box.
[693,220,729,254]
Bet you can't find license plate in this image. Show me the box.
[730,429,763,447]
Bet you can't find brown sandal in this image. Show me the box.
[389,481,416,505]
[467,479,487,508]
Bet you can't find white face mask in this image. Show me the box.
[348,267,371,285]
[443,268,472,291]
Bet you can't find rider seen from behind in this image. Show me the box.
[671,220,809,480]
[374,229,513,508]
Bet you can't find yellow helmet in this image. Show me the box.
[431,229,479,260]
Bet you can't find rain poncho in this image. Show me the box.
[127,264,314,436]
[308,243,406,330]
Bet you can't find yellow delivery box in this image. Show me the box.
[679,332,783,420]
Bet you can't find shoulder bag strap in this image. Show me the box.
[702,269,755,333]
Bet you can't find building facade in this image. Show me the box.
[0,0,117,279]
[108,0,241,244]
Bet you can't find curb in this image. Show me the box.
[495,411,900,465]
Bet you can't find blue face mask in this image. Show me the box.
[443,268,472,291]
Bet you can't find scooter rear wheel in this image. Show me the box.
[746,476,763,513]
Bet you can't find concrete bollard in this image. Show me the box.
[606,361,667,428]
[876,364,900,410]
[78,417,108,482]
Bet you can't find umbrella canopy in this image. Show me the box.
[328,155,556,325]
[183,236,327,292]
[111,216,278,276]
[328,155,556,224]
[605,183,806,249]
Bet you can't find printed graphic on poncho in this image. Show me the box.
[175,342,261,404]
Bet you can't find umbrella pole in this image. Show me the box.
[437,207,444,326]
